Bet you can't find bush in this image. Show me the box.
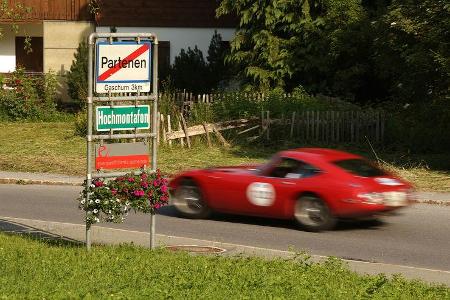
[0,69,59,121]
[66,41,88,109]
[385,101,450,153]
[74,109,87,137]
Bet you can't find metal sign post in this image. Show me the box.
[86,32,159,250]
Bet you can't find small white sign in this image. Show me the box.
[246,182,276,206]
[95,42,151,93]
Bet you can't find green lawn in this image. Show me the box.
[0,233,448,299]
[0,122,449,192]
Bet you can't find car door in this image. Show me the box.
[248,157,324,218]
[206,157,322,218]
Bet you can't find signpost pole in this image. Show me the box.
[86,33,95,251]
[150,38,159,249]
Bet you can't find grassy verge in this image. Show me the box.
[0,233,448,299]
[0,122,449,192]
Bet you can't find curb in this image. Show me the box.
[0,178,82,186]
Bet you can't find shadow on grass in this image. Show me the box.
[0,219,83,247]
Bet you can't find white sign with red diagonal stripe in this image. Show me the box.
[95,42,151,93]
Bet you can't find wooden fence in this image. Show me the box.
[156,110,385,147]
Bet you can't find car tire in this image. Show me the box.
[173,179,211,219]
[294,195,337,232]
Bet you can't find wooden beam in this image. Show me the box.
[180,114,191,148]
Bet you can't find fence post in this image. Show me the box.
[178,120,185,147]
[180,113,191,149]
[203,123,212,147]
[161,114,167,144]
[157,112,161,145]
[290,112,296,139]
[316,111,320,141]
[167,115,172,147]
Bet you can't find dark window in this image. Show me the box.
[333,159,386,177]
[268,157,321,178]
[15,37,43,72]
[158,41,170,81]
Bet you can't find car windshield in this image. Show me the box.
[332,159,386,177]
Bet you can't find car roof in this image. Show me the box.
[280,148,362,162]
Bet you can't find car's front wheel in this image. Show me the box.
[294,195,336,232]
[172,179,211,219]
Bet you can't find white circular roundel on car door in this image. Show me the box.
[246,182,276,206]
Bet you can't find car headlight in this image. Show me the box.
[357,192,384,204]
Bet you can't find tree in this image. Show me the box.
[66,41,89,109]
[217,0,365,92]
[206,30,231,90]
[168,46,209,94]
[372,0,450,104]
[0,1,32,51]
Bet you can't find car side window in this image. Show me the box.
[267,158,321,179]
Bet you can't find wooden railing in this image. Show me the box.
[156,110,385,147]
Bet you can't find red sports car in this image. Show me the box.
[169,148,413,231]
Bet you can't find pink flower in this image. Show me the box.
[111,189,117,195]
[160,195,169,202]
[128,177,135,183]
[94,181,104,187]
[154,203,161,209]
[141,182,148,188]
[153,179,160,187]
[133,190,144,197]
[161,185,168,193]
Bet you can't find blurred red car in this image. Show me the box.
[169,148,413,231]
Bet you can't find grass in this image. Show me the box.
[0,233,448,299]
[0,122,449,192]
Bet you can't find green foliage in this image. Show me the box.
[0,69,59,121]
[73,109,87,137]
[0,233,449,298]
[66,41,89,109]
[217,0,450,105]
[167,32,236,93]
[207,30,233,90]
[0,1,32,39]
[209,88,360,121]
[385,101,450,152]
[372,0,450,104]
[168,46,209,94]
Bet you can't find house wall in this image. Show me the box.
[43,20,93,74]
[43,20,94,101]
[96,26,235,64]
[0,24,43,73]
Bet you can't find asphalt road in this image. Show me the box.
[1,184,449,271]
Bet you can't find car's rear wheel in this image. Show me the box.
[173,179,211,219]
[294,195,336,232]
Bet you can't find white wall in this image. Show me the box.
[0,24,43,73]
[96,27,235,64]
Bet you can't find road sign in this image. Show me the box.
[95,41,151,93]
[95,142,150,170]
[96,105,150,131]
